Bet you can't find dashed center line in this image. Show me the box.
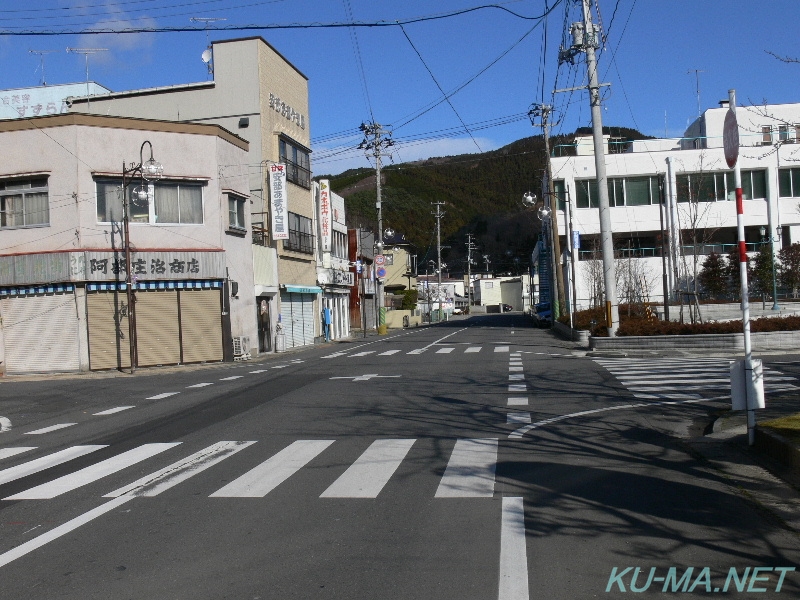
[25,424,76,435]
[186,383,213,388]
[147,392,180,400]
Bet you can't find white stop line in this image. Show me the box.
[0,417,11,432]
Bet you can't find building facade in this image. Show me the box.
[549,100,800,310]
[0,114,251,374]
[69,36,319,351]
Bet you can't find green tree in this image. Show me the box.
[698,251,728,299]
[779,243,800,298]
[751,244,776,297]
[401,289,418,310]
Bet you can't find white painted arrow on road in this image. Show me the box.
[0,417,10,432]
[330,374,402,382]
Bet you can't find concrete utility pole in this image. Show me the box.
[358,122,394,325]
[558,0,620,335]
[529,104,566,320]
[433,201,446,321]
[465,234,477,308]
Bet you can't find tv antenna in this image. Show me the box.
[29,49,59,86]
[687,69,705,118]
[191,17,226,77]
[66,47,108,109]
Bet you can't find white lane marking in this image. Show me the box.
[146,392,179,400]
[507,413,532,425]
[435,438,498,498]
[330,374,401,382]
[509,374,525,381]
[210,440,335,498]
[617,377,730,385]
[508,397,529,406]
[0,448,36,461]
[320,439,416,498]
[0,417,11,432]
[105,441,256,498]
[0,495,134,569]
[219,376,243,381]
[436,348,455,354]
[93,406,134,416]
[499,496,529,600]
[465,347,482,353]
[378,350,401,356]
[5,443,180,500]
[509,398,711,439]
[508,384,527,392]
[494,347,510,353]
[272,365,289,369]
[322,352,348,359]
[509,367,524,372]
[407,328,470,356]
[407,348,428,355]
[25,423,76,435]
[0,446,106,486]
[186,383,213,388]
[632,393,703,400]
[249,370,268,374]
[351,351,376,357]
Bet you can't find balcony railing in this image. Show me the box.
[283,230,314,254]
[577,242,764,261]
[284,159,311,189]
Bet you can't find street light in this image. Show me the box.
[121,141,163,373]
[759,225,781,311]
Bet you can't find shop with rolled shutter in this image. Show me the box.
[279,285,320,348]
[0,285,81,374]
[87,281,223,370]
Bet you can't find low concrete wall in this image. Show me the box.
[385,310,423,329]
[552,321,591,348]
[590,330,800,352]
[755,427,800,468]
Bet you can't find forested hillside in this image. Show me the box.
[321,127,649,274]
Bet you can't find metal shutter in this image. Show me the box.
[1,293,80,374]
[135,290,180,367]
[280,291,299,348]
[87,291,131,370]
[301,294,315,345]
[180,289,223,363]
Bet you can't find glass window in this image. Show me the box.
[552,180,566,212]
[97,179,205,224]
[608,178,624,207]
[279,137,311,189]
[284,212,314,253]
[576,179,598,209]
[228,194,246,230]
[625,177,651,206]
[0,177,49,228]
[154,183,203,224]
[780,125,790,142]
[762,126,773,145]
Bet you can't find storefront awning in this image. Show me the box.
[281,284,323,295]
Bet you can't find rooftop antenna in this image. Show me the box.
[687,68,705,118]
[29,49,59,86]
[190,17,226,78]
[66,47,108,110]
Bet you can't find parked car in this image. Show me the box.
[453,307,465,315]
[501,304,514,312]
[532,301,552,327]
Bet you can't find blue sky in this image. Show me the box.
[0,0,798,175]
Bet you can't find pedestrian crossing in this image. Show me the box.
[0,437,506,502]
[594,357,800,400]
[322,345,510,358]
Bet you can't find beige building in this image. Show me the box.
[0,113,251,374]
[69,36,319,350]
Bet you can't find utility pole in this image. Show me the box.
[358,122,394,328]
[529,104,566,320]
[558,0,619,336]
[433,201,446,321]
[465,234,477,309]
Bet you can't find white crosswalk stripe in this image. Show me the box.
[324,346,495,357]
[594,357,800,400]
[1,437,501,502]
[436,347,455,354]
[4,444,179,500]
[320,439,416,498]
[378,350,401,356]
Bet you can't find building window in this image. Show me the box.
[553,180,567,211]
[96,179,205,224]
[333,230,348,259]
[779,125,790,143]
[228,193,247,231]
[779,167,800,198]
[284,212,314,253]
[0,177,49,228]
[677,169,766,203]
[761,126,773,145]
[575,175,659,208]
[279,137,311,189]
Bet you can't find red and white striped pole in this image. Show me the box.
[729,89,757,445]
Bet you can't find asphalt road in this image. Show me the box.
[0,313,799,599]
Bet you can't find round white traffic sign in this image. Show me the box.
[723,109,739,169]
[374,254,386,266]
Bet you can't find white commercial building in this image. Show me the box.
[549,99,800,310]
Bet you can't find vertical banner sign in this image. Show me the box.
[270,164,289,240]
[319,179,332,252]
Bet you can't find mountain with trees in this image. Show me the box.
[318,126,651,275]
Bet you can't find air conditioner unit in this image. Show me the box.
[233,336,251,361]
